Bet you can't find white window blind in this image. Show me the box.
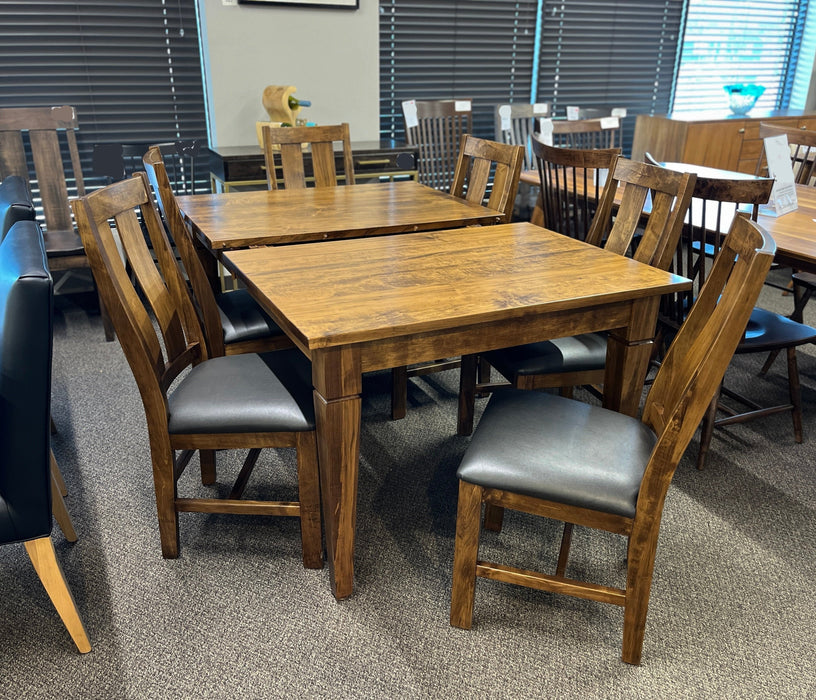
[672,0,808,113]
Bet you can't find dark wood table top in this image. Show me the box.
[177,180,504,251]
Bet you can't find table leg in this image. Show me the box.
[603,296,660,416]
[312,347,363,600]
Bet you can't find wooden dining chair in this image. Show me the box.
[531,138,620,237]
[261,123,355,190]
[0,220,90,653]
[0,105,114,341]
[493,103,551,172]
[71,173,322,565]
[450,213,775,664]
[457,157,695,435]
[648,161,816,470]
[403,99,473,191]
[143,145,291,358]
[755,121,816,184]
[552,116,623,150]
[390,135,525,420]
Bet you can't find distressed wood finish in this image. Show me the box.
[177,181,504,252]
[222,222,690,599]
[261,123,355,190]
[449,215,775,664]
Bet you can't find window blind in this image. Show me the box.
[672,0,808,113]
[379,0,540,141]
[0,0,207,187]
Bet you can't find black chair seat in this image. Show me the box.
[458,390,657,518]
[167,349,314,435]
[738,307,816,353]
[0,175,35,240]
[215,288,285,344]
[485,332,608,377]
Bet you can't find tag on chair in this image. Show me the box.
[600,117,620,130]
[539,118,554,146]
[534,103,550,115]
[455,100,472,112]
[761,134,798,217]
[611,108,628,118]
[499,105,512,132]
[402,100,418,129]
[566,106,580,121]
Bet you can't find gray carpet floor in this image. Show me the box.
[1,273,815,699]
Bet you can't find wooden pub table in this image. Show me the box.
[221,222,691,599]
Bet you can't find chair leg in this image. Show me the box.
[296,431,324,569]
[759,350,780,376]
[696,384,721,470]
[483,503,504,532]
[97,288,115,343]
[24,536,91,654]
[555,523,573,578]
[457,354,478,436]
[391,366,408,420]
[621,534,659,666]
[200,449,217,485]
[50,450,68,497]
[450,480,483,630]
[152,451,180,558]
[786,347,804,443]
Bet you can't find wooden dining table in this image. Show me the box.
[220,222,691,599]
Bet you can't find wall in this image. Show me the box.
[198,0,379,148]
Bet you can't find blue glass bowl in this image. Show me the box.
[724,84,765,115]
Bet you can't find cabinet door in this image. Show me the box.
[683,121,746,170]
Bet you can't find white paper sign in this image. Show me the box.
[533,103,549,115]
[455,100,472,112]
[498,104,512,132]
[762,134,798,217]
[402,100,418,129]
[539,118,554,146]
[600,117,620,130]
[611,107,627,118]
[566,106,580,121]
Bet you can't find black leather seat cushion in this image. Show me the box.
[167,348,315,435]
[485,332,608,377]
[215,288,284,344]
[0,175,36,241]
[458,390,657,518]
[737,307,816,353]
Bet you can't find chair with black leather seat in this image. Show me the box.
[143,145,291,358]
[71,173,322,564]
[650,161,816,470]
[0,105,114,341]
[449,213,775,664]
[457,157,695,435]
[390,135,525,420]
[0,220,90,654]
[0,175,36,240]
[403,99,473,191]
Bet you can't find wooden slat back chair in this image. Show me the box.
[261,123,355,190]
[649,161,816,470]
[0,105,113,340]
[457,158,696,436]
[143,146,290,358]
[552,116,622,150]
[390,136,525,420]
[493,103,551,172]
[450,214,775,664]
[532,137,620,241]
[755,121,816,184]
[0,220,91,654]
[403,99,473,191]
[70,173,322,565]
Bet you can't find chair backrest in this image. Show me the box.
[71,174,207,437]
[143,145,228,357]
[532,137,620,241]
[0,106,85,234]
[651,162,774,331]
[494,103,551,171]
[638,214,774,523]
[403,99,473,191]
[0,175,36,241]
[756,121,816,185]
[450,135,524,223]
[588,157,696,271]
[552,117,622,150]
[0,220,53,545]
[261,123,355,190]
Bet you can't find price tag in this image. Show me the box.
[533,103,549,115]
[402,100,418,129]
[761,134,798,217]
[611,107,627,118]
[455,100,472,112]
[539,118,554,146]
[600,117,620,130]
[499,104,512,132]
[566,106,580,121]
